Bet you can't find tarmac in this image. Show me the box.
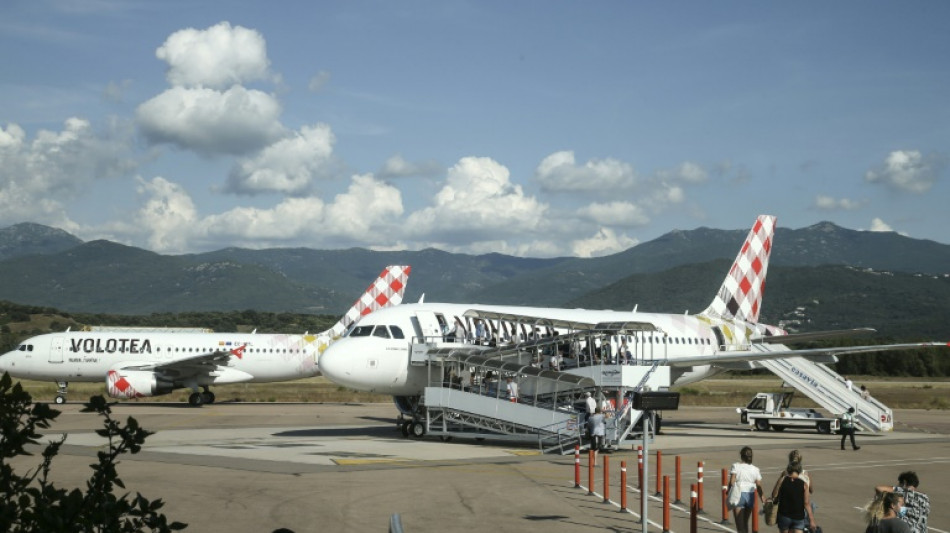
[20,402,950,533]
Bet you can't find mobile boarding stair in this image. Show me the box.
[412,346,671,454]
[750,343,893,432]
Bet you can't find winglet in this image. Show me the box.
[701,215,776,323]
[327,265,411,338]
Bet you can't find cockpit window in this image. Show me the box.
[372,326,391,338]
[390,326,405,339]
[348,325,375,337]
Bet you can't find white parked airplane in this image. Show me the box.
[0,265,411,406]
[318,216,945,405]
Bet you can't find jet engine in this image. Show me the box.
[393,395,420,416]
[106,369,174,399]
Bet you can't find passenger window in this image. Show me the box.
[372,326,391,339]
[349,325,375,337]
[390,326,405,339]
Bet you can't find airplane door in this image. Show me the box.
[50,337,64,363]
[414,311,443,342]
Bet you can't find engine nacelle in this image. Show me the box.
[107,369,174,399]
[393,395,420,416]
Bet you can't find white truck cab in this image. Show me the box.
[737,391,839,434]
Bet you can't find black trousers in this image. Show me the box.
[840,427,857,449]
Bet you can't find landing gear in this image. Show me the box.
[187,386,215,407]
[188,392,204,407]
[410,421,426,438]
[400,421,411,437]
[54,381,68,404]
[201,387,215,405]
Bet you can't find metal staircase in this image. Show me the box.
[753,344,893,432]
[412,347,671,453]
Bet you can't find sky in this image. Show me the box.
[1,1,948,258]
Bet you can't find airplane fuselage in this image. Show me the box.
[0,330,321,384]
[318,303,777,396]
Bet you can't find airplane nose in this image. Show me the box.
[318,343,350,384]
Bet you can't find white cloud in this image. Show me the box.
[814,195,865,211]
[534,151,705,216]
[136,85,286,155]
[0,118,135,228]
[571,227,639,258]
[226,123,337,195]
[576,201,650,227]
[406,156,548,243]
[108,174,405,253]
[324,174,405,240]
[656,161,708,184]
[104,79,132,103]
[378,154,443,178]
[869,217,893,232]
[308,71,331,92]
[156,22,272,89]
[535,150,637,192]
[131,176,200,252]
[865,150,944,194]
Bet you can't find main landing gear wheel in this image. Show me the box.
[188,392,204,407]
[400,421,411,438]
[410,422,426,438]
[201,391,215,404]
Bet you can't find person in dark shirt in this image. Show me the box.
[876,471,928,533]
[770,461,816,533]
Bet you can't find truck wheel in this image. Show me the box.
[817,421,831,434]
[755,419,770,431]
[772,426,785,432]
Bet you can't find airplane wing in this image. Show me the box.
[666,341,948,367]
[753,328,876,344]
[116,350,235,378]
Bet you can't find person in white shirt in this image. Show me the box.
[505,377,519,402]
[728,446,765,533]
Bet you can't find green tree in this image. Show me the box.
[0,372,186,532]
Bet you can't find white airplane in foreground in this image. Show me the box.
[0,265,411,406]
[318,216,946,408]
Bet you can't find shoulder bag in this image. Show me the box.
[764,497,780,526]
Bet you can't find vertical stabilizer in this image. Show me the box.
[327,265,411,338]
[701,215,775,323]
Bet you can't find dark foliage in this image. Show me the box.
[0,372,187,532]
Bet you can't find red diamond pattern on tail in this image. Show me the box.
[701,215,776,324]
[739,276,752,295]
[328,266,412,338]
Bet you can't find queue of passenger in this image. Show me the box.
[433,314,675,369]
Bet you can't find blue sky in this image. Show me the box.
[1,1,948,257]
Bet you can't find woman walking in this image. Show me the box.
[770,461,817,533]
[727,446,765,533]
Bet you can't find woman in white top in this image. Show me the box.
[728,446,765,533]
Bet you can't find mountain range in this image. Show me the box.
[0,221,948,339]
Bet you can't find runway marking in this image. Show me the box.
[506,449,542,456]
[577,483,736,533]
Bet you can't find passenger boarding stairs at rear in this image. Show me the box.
[416,356,671,454]
[752,344,893,432]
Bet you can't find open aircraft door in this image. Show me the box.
[413,311,444,342]
[50,337,64,363]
